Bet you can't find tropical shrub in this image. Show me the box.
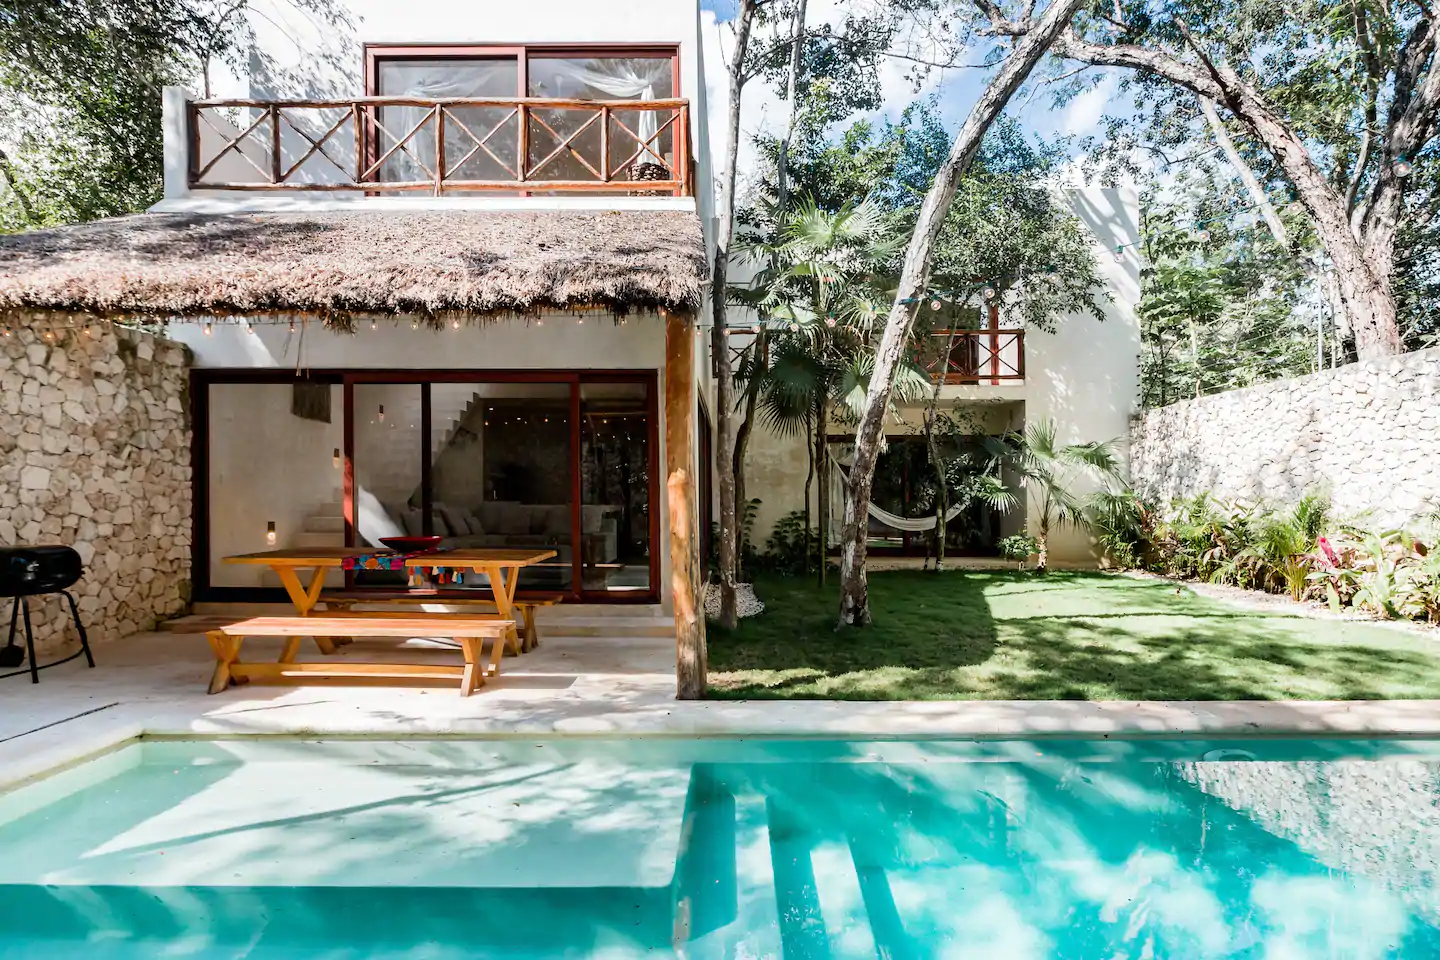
[757,510,815,577]
[998,534,1040,571]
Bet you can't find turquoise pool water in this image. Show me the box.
[2,738,1439,958]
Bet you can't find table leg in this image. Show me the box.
[485,564,522,672]
[274,565,339,655]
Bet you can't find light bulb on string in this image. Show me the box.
[43,329,54,341]
[981,286,996,301]
[452,318,461,330]
[204,321,213,336]
[825,317,837,328]
[289,319,297,333]
[930,299,943,311]
[1113,246,1126,262]
[371,319,378,331]
[411,320,419,330]
[246,323,255,336]
[1197,228,1212,243]
[1394,156,1415,178]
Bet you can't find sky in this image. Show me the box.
[697,0,1123,191]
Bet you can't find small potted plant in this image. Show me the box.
[998,534,1040,572]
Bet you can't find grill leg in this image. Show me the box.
[59,590,94,669]
[21,596,38,684]
[5,595,17,650]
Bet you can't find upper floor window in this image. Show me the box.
[366,45,680,192]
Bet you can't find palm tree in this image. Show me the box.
[732,196,917,584]
[982,419,1124,572]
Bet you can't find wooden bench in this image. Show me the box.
[205,616,515,698]
[320,594,561,653]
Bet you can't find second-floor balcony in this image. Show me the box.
[922,329,1026,385]
[186,96,693,196]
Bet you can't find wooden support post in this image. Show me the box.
[665,308,707,699]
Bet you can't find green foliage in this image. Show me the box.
[1140,490,1440,622]
[982,418,1124,572]
[756,510,815,578]
[1137,186,1321,407]
[747,105,1107,332]
[997,534,1039,568]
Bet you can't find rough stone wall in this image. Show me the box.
[0,316,191,658]
[1130,348,1440,525]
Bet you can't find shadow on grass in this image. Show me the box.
[707,570,1440,702]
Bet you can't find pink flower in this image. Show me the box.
[1318,536,1340,569]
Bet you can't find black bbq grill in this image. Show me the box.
[0,545,95,683]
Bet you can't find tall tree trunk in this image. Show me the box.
[732,365,760,582]
[775,0,809,211]
[1052,29,1408,359]
[815,395,829,587]
[1198,97,1289,250]
[0,146,38,225]
[709,0,758,630]
[803,409,814,574]
[837,0,1088,627]
[923,329,959,571]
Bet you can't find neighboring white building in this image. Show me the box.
[0,0,1139,678]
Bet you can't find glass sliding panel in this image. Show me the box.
[375,58,520,190]
[580,382,652,593]
[460,383,574,593]
[526,56,675,190]
[352,383,424,587]
[207,382,343,588]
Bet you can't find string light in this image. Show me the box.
[204,321,213,336]
[1113,246,1126,262]
[411,320,419,330]
[246,323,255,335]
[1395,156,1414,178]
[452,318,461,329]
[43,330,54,341]
[931,299,943,311]
[1,327,9,338]
[981,286,996,300]
[289,319,297,333]
[371,320,378,330]
[1197,228,1212,243]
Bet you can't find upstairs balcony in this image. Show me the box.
[183,95,694,197]
[922,329,1026,386]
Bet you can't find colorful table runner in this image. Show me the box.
[341,548,469,586]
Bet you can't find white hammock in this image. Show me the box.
[827,451,963,532]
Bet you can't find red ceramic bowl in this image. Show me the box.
[379,535,443,553]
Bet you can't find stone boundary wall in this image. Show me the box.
[1130,348,1440,526]
[0,316,191,659]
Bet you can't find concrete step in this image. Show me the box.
[294,531,344,548]
[304,516,346,534]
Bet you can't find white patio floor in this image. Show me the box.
[6,624,1440,794]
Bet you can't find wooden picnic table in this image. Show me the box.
[221,547,557,656]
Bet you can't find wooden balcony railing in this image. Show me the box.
[923,329,1025,384]
[187,97,693,195]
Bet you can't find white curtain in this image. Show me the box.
[827,448,964,534]
[533,58,672,148]
[380,65,513,182]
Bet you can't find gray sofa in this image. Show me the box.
[395,500,618,564]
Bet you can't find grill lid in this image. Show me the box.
[0,545,84,597]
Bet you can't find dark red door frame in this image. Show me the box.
[191,367,661,605]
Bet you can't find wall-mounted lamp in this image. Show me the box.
[333,447,341,469]
[266,521,277,545]
[378,405,386,423]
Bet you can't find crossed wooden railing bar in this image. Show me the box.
[925,329,1026,384]
[187,96,692,195]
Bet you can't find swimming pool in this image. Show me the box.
[2,737,1438,958]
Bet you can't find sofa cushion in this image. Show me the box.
[531,504,570,537]
[580,505,609,535]
[434,502,468,538]
[494,504,532,535]
[479,500,519,531]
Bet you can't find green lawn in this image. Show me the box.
[707,570,1440,701]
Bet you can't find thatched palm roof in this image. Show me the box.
[0,210,707,323]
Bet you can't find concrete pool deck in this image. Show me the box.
[6,626,1440,793]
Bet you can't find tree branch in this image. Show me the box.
[1199,96,1289,249]
[0,145,39,225]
